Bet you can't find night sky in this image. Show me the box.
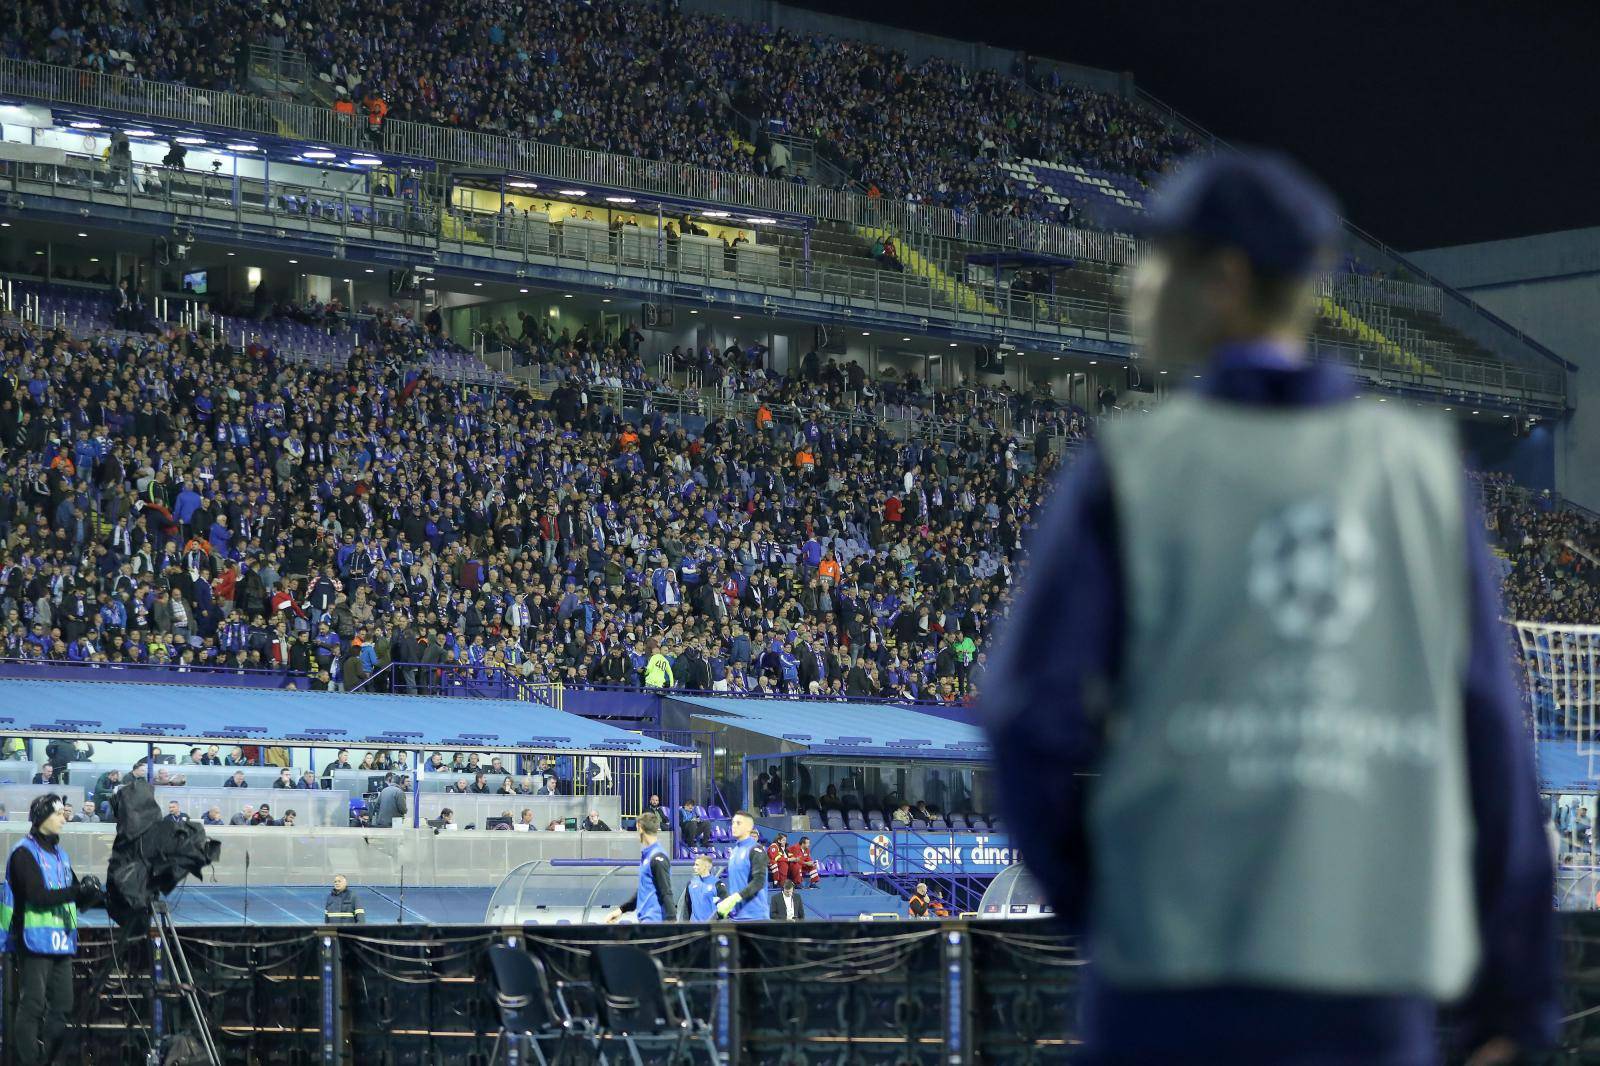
[789,0,1600,251]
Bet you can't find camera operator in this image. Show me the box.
[2,794,105,1066]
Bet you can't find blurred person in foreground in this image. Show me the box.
[983,151,1555,1065]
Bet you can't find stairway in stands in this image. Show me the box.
[854,224,1002,315]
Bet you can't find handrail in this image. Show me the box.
[0,56,1134,264]
[0,149,1567,406]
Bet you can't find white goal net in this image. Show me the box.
[1513,621,1600,782]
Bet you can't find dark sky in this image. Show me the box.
[787,0,1600,251]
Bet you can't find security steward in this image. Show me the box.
[681,855,726,921]
[984,151,1556,1064]
[714,811,768,921]
[2,794,105,1066]
[324,873,365,924]
[604,813,675,923]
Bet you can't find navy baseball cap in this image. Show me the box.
[1139,151,1341,277]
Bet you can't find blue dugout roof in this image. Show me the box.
[0,679,696,759]
[671,695,988,760]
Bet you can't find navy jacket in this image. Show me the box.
[983,343,1557,1064]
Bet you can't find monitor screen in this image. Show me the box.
[181,269,208,295]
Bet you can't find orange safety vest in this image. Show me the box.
[334,99,356,116]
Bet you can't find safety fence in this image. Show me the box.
[31,916,1600,1064]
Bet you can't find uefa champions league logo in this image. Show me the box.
[1247,500,1375,646]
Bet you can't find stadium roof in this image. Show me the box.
[0,679,696,759]
[670,695,988,760]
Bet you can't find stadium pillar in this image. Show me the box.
[714,929,739,1064]
[319,933,342,1066]
[411,749,421,829]
[942,928,972,1064]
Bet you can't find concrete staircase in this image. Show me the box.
[855,224,1001,315]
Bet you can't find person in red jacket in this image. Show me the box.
[766,833,790,886]
[790,836,820,888]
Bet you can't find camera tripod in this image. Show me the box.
[144,899,222,1066]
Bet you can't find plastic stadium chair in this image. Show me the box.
[485,945,593,1065]
[706,807,725,820]
[910,816,931,831]
[864,810,886,831]
[844,810,865,830]
[588,944,717,1065]
[808,811,827,831]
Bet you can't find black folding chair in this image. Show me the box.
[485,945,599,1065]
[587,944,720,1065]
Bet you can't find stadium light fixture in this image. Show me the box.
[349,157,382,166]
[1159,370,1168,375]
[226,143,258,152]
[519,288,529,293]
[473,281,483,287]
[1472,410,1480,415]
[77,232,88,238]
[948,342,957,348]
[176,136,207,145]
[70,121,103,130]
[1377,397,1386,402]
[508,180,539,189]
[342,278,351,283]
[563,294,573,299]
[556,189,585,197]
[605,196,636,204]
[901,337,910,342]
[303,149,337,160]
[602,298,611,304]
[124,129,157,138]
[364,268,374,273]
[288,259,298,264]
[745,216,776,225]
[702,211,731,218]
[1054,356,1061,361]
[690,310,699,314]
[1089,360,1097,365]
[226,252,235,256]
[0,223,9,228]
[732,315,741,320]
[862,331,871,336]
[89,257,99,263]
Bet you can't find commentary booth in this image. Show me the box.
[0,678,698,910]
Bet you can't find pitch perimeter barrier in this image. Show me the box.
[19,917,1597,1064]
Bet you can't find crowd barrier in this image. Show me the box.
[163,786,350,827]
[415,793,619,830]
[34,916,1596,1065]
[0,783,84,817]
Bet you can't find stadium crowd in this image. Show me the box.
[6,0,1192,225]
[0,312,1060,705]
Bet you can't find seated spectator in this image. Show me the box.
[224,770,249,788]
[30,764,56,786]
[72,802,97,823]
[469,772,491,795]
[166,800,187,823]
[892,803,912,828]
[496,776,519,797]
[202,806,224,826]
[678,804,711,847]
[322,750,355,779]
[908,882,934,918]
[272,768,295,790]
[518,808,538,830]
[153,768,187,787]
[429,808,458,831]
[230,805,257,825]
[200,745,223,766]
[581,810,612,831]
[225,747,253,766]
[279,809,298,827]
[297,770,321,790]
[545,818,566,832]
[251,805,275,825]
[447,777,471,794]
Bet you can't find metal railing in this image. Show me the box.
[0,57,1138,263]
[0,149,1566,408]
[1324,273,1445,317]
[244,45,310,91]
